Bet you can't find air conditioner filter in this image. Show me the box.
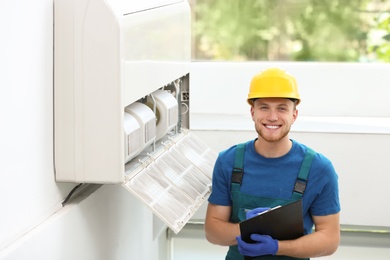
[124,112,142,163]
[147,89,178,141]
[125,102,156,152]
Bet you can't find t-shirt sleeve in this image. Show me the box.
[208,150,234,206]
[309,161,341,216]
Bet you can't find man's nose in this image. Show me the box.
[267,110,278,121]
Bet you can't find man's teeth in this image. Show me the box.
[266,125,279,129]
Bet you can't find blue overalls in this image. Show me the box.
[226,142,314,260]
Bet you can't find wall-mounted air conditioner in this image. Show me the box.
[54,0,217,234]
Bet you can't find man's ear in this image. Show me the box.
[292,109,298,123]
[250,106,255,120]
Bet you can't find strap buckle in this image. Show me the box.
[294,178,307,194]
[232,167,243,184]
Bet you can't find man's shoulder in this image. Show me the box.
[219,140,255,156]
[291,141,334,173]
[293,140,330,161]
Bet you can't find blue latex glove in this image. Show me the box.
[246,207,270,220]
[236,234,278,257]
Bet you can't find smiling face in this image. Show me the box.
[251,98,298,144]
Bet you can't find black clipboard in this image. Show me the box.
[239,200,304,259]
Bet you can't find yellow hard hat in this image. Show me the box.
[247,67,300,105]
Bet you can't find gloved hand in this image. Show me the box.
[236,234,278,257]
[246,207,270,220]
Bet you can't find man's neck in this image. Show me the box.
[254,137,292,158]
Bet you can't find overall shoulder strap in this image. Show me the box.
[231,142,246,185]
[292,147,316,200]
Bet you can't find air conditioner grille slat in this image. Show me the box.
[122,131,217,234]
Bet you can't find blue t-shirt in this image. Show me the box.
[208,139,340,234]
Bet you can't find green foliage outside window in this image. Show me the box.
[191,0,390,62]
[368,11,390,62]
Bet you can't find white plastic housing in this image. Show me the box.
[54,0,190,183]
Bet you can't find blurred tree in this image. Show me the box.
[367,11,390,62]
[192,0,378,62]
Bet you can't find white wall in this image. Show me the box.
[0,1,166,259]
[190,61,390,118]
[0,0,64,251]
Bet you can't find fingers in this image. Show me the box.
[250,234,271,242]
[246,207,270,219]
[251,207,270,215]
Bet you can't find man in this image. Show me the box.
[204,67,340,259]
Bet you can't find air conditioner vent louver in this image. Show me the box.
[123,130,217,234]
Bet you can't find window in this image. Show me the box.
[190,0,390,62]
